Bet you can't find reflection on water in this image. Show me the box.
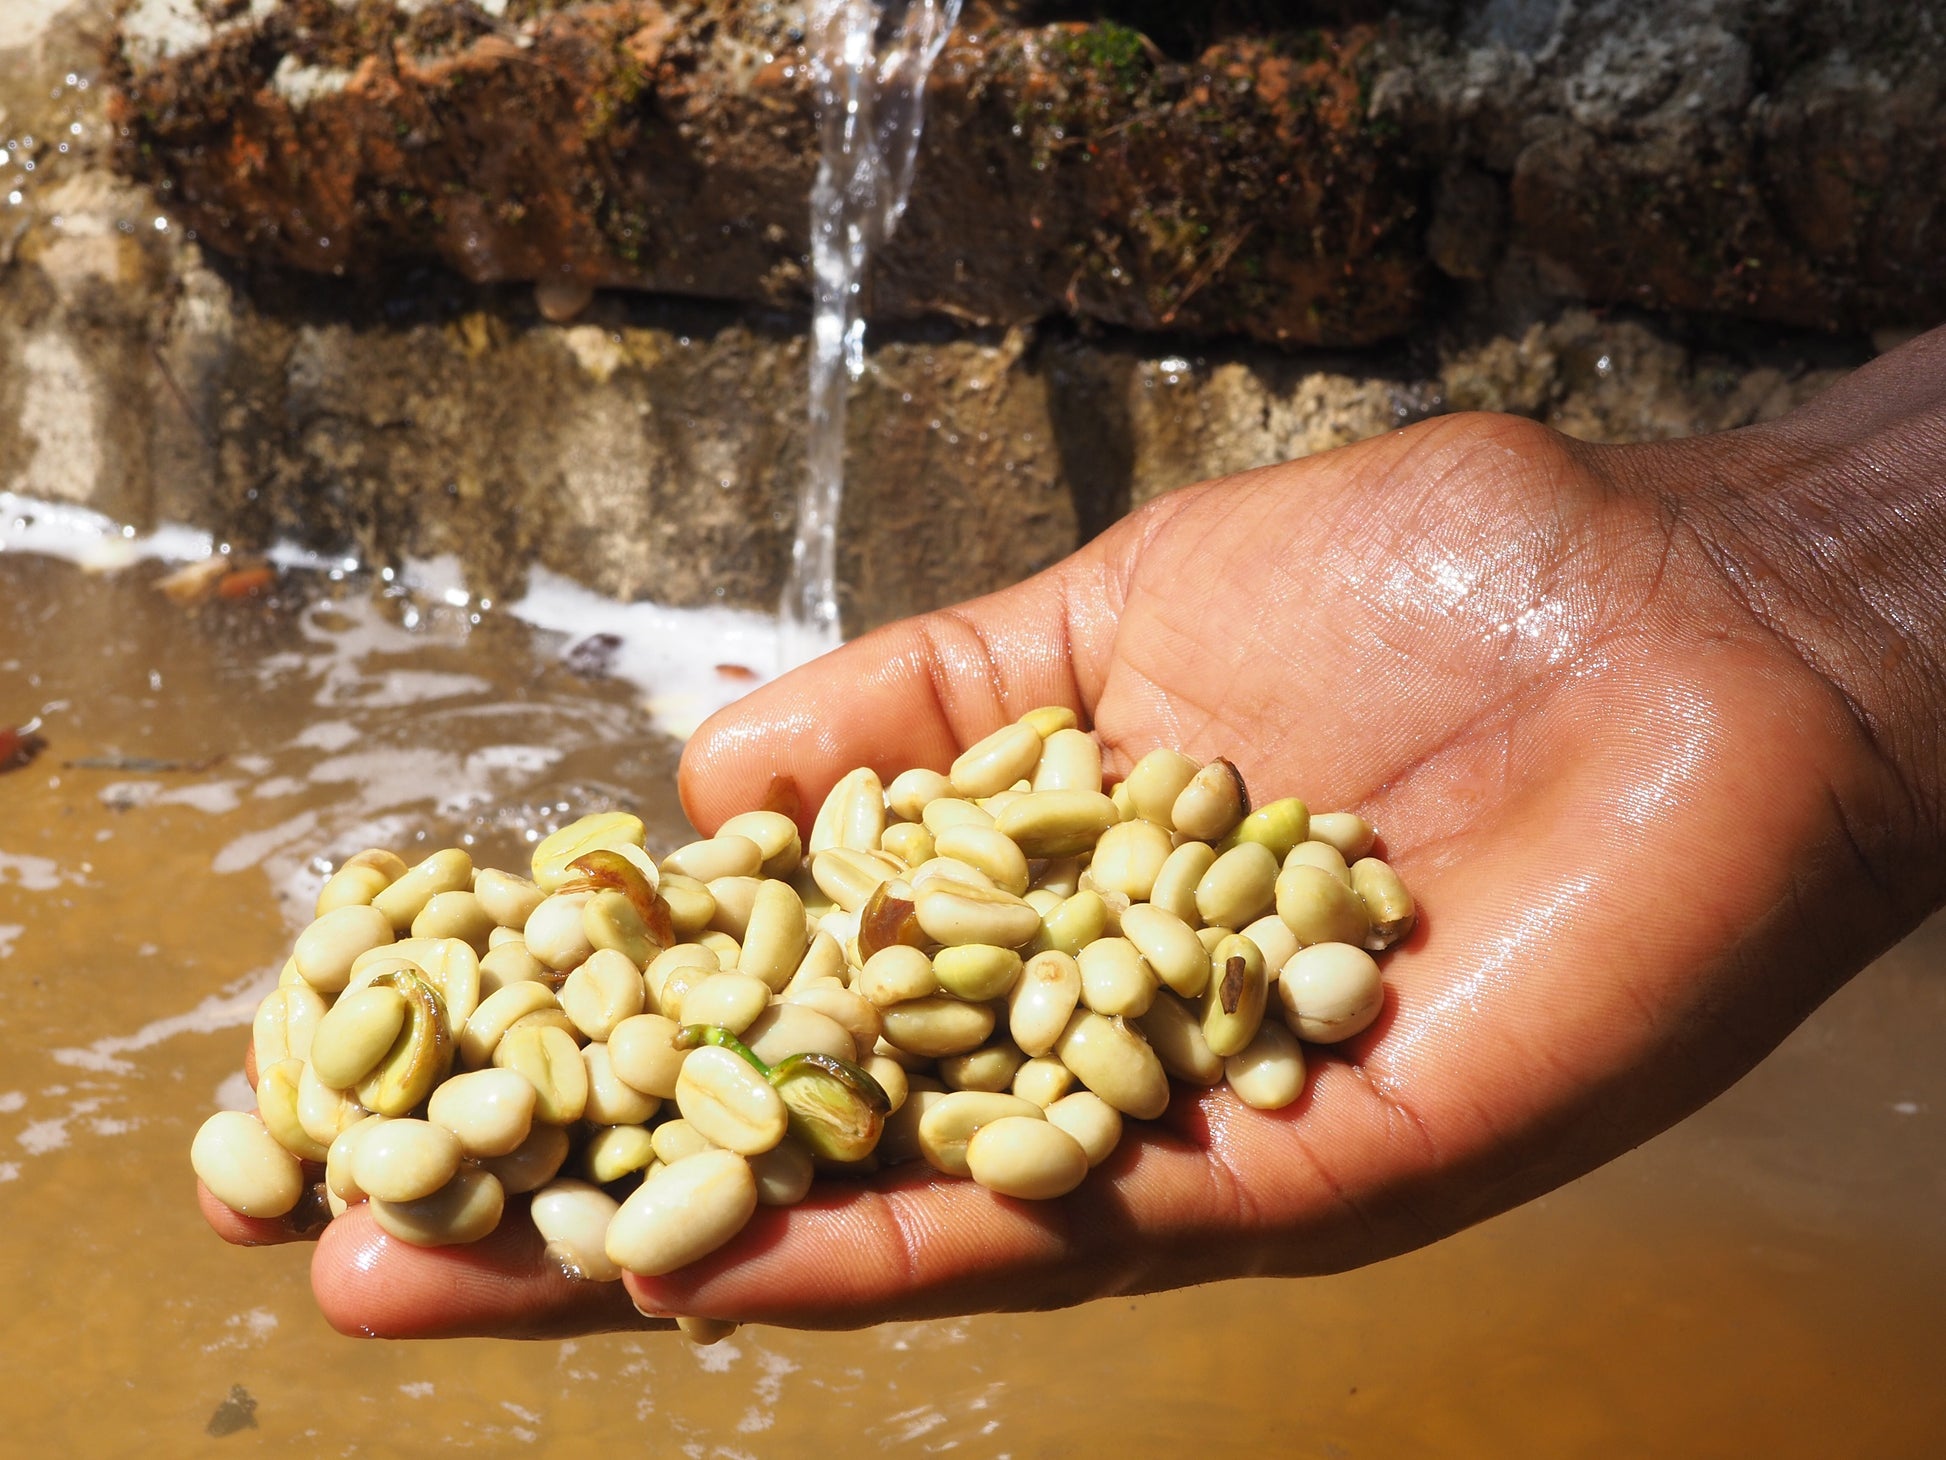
[2,550,1943,1457]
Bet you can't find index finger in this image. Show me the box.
[676,515,1138,834]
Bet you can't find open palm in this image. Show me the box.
[206,339,1944,1337]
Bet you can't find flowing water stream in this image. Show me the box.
[781,0,964,663]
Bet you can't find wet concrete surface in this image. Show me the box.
[2,550,1943,1457]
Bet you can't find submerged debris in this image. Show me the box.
[0,723,48,774]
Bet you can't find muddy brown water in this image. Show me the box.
[2,551,1943,1457]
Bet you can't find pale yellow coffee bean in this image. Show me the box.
[1032,856,1082,898]
[372,848,474,933]
[524,891,595,972]
[808,846,900,912]
[428,1067,536,1158]
[1224,1020,1307,1109]
[531,811,647,891]
[1011,1054,1077,1107]
[354,970,453,1117]
[606,1149,758,1277]
[738,879,809,991]
[583,1041,661,1126]
[676,1045,788,1156]
[411,890,497,952]
[1120,903,1212,998]
[505,1007,579,1041]
[493,1024,589,1125]
[1018,705,1079,737]
[325,1115,382,1202]
[1277,942,1385,1043]
[784,928,849,991]
[1150,841,1217,925]
[650,1119,718,1166]
[1171,758,1249,842]
[1044,1090,1123,1167]
[1284,839,1352,883]
[1054,1010,1170,1119]
[743,997,860,1067]
[966,1115,1089,1199]
[310,985,409,1089]
[1195,925,1232,954]
[939,1037,1028,1093]
[921,796,997,836]
[353,1117,462,1203]
[780,981,882,1050]
[608,1013,687,1098]
[1038,889,1109,958]
[854,945,939,1007]
[1136,991,1225,1085]
[341,847,410,881]
[252,983,326,1072]
[277,956,308,991]
[1078,936,1159,1018]
[486,924,524,950]
[702,930,744,971]
[1351,857,1416,950]
[1109,779,1135,822]
[1239,913,1300,976]
[1275,863,1371,948]
[950,721,1043,799]
[561,947,648,1041]
[1030,727,1102,794]
[1124,748,1200,827]
[704,876,762,939]
[477,939,550,996]
[658,873,716,937]
[864,1054,910,1114]
[192,1111,305,1218]
[645,943,719,1007]
[1087,820,1175,901]
[256,1058,330,1162]
[531,1179,624,1282]
[1196,841,1279,932]
[1307,811,1376,862]
[1025,888,1063,917]
[662,835,762,883]
[809,767,886,854]
[933,824,1030,896]
[478,1122,570,1193]
[474,868,546,930]
[584,887,659,968]
[909,856,995,894]
[293,904,394,994]
[881,996,997,1058]
[1203,932,1268,1058]
[993,788,1118,859]
[460,981,559,1069]
[748,1138,816,1206]
[583,1124,657,1184]
[879,821,935,867]
[932,944,1024,1002]
[1218,796,1309,862]
[371,1166,504,1247]
[917,1090,1045,1176]
[715,810,804,879]
[1008,949,1082,1057]
[677,972,771,1033]
[887,766,955,822]
[316,863,390,916]
[399,937,481,1039]
[914,882,1041,948]
[660,959,717,1016]
[297,1059,368,1145]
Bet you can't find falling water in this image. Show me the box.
[780,0,963,664]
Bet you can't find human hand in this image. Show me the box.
[206,328,1946,1336]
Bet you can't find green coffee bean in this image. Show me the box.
[1172,758,1249,842]
[676,1045,788,1155]
[1284,839,1351,883]
[531,1179,624,1281]
[1201,933,1267,1058]
[1031,856,1082,898]
[316,863,390,916]
[296,1058,368,1145]
[1306,811,1375,862]
[605,1149,757,1277]
[531,811,647,891]
[608,1013,687,1099]
[524,891,595,972]
[1136,992,1225,1086]
[657,873,717,937]
[353,1117,462,1203]
[1149,842,1215,925]
[583,1124,657,1184]
[493,1024,589,1125]
[371,1167,504,1247]
[560,948,647,1041]
[293,904,394,994]
[1218,796,1310,861]
[1031,728,1102,794]
[917,1090,1045,1176]
[932,944,1023,1002]
[880,996,997,1059]
[1039,889,1110,958]
[809,768,886,854]
[460,980,559,1069]
[1274,863,1371,948]
[808,846,899,911]
[1277,942,1385,1043]
[715,810,803,879]
[950,722,1043,799]
[1007,949,1082,1057]
[737,878,809,991]
[909,854,995,892]
[1087,820,1175,902]
[676,972,771,1034]
[1350,857,1416,950]
[933,824,1030,896]
[310,985,409,1090]
[966,1115,1089,1199]
[427,1067,536,1157]
[779,981,882,1051]
[411,890,496,952]
[879,821,935,867]
[650,1118,717,1166]
[1124,748,1200,828]
[995,789,1119,859]
[855,945,939,1008]
[1120,903,1212,998]
[662,834,763,883]
[582,1041,661,1126]
[474,867,546,930]
[1195,842,1279,930]
[1011,1054,1077,1107]
[373,848,474,933]
[1238,913,1298,977]
[914,883,1041,949]
[886,767,954,823]
[354,969,453,1117]
[192,1111,305,1218]
[476,939,549,997]
[748,1138,816,1206]
[1053,1010,1170,1120]
[256,1057,330,1162]
[1018,705,1079,737]
[938,1037,1027,1093]
[251,984,326,1072]
[1223,1020,1307,1110]
[477,1121,570,1193]
[1078,936,1159,1019]
[583,887,659,968]
[1044,1090,1123,1167]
